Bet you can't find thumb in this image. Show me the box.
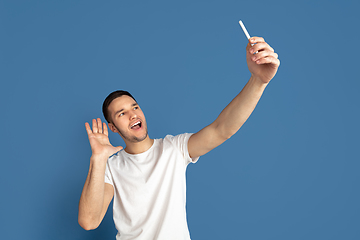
[108,145,123,157]
[115,146,123,152]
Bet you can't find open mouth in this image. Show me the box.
[130,120,142,130]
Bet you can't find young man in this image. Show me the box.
[78,37,280,239]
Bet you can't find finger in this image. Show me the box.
[251,50,278,63]
[249,36,265,44]
[249,42,274,55]
[246,41,252,51]
[103,122,108,136]
[92,119,98,133]
[255,56,280,66]
[97,118,103,134]
[85,122,93,135]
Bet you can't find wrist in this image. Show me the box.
[249,75,269,89]
[90,154,109,164]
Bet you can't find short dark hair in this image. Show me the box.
[102,90,136,123]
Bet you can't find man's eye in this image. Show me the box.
[133,107,138,110]
[119,113,124,117]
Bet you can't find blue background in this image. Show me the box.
[1,0,359,239]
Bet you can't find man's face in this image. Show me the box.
[107,95,148,143]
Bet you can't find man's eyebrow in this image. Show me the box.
[113,103,138,116]
[114,109,124,116]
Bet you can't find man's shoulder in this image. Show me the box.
[162,133,194,150]
[107,150,124,163]
[164,133,193,141]
[163,133,193,140]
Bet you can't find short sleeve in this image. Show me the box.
[166,133,199,165]
[104,160,113,186]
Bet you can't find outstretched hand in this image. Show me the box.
[246,37,280,84]
[85,118,123,159]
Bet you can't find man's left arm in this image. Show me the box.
[188,37,280,159]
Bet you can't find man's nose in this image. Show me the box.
[129,110,137,120]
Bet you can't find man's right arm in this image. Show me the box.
[78,119,122,230]
[78,155,114,230]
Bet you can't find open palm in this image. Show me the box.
[85,118,123,158]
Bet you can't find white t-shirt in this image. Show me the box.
[105,133,199,240]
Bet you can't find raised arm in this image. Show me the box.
[78,118,123,230]
[188,37,280,158]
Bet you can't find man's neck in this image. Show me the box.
[124,136,154,155]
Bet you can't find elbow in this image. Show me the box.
[80,224,96,231]
[213,122,237,141]
[217,129,235,142]
[78,216,100,231]
[222,132,234,141]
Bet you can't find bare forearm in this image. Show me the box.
[78,156,107,229]
[188,37,279,159]
[214,76,267,139]
[213,36,280,139]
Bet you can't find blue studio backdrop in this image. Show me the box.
[1,0,360,239]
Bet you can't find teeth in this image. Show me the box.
[131,121,141,128]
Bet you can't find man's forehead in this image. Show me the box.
[108,95,138,112]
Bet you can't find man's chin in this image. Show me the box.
[115,125,148,143]
[120,130,148,144]
[130,134,148,143]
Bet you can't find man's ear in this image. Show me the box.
[108,123,118,133]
